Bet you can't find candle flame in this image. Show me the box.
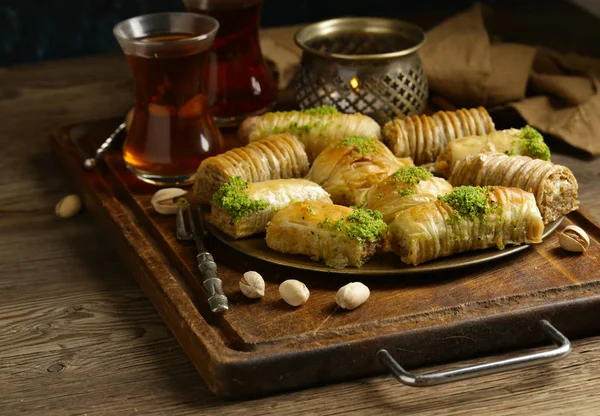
[350,77,359,90]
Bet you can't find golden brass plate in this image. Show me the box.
[207,218,563,275]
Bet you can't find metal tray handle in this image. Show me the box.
[377,320,571,387]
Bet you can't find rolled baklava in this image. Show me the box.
[193,134,309,204]
[266,201,387,268]
[434,126,551,177]
[383,107,495,165]
[448,153,578,223]
[238,105,381,162]
[208,177,331,239]
[362,166,453,223]
[387,186,545,265]
[306,135,413,206]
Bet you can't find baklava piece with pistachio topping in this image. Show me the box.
[383,107,495,165]
[387,186,544,265]
[448,152,578,223]
[362,166,453,223]
[306,135,413,206]
[194,133,309,204]
[434,126,551,177]
[238,105,381,162]
[266,201,387,268]
[207,176,331,239]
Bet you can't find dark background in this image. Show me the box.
[0,0,486,66]
[2,0,598,66]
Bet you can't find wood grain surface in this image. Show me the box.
[2,2,600,413]
[50,117,600,399]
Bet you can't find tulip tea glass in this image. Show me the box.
[114,12,223,185]
[184,0,278,126]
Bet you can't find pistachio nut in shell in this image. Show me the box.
[279,279,309,306]
[559,225,590,253]
[151,188,188,215]
[336,282,370,310]
[240,271,265,299]
[55,194,83,219]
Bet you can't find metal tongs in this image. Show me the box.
[176,202,229,313]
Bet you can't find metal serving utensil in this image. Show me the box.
[83,108,133,170]
[83,121,126,169]
[176,202,229,313]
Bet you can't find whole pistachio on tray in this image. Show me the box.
[559,225,590,253]
[55,194,83,219]
[336,282,370,310]
[240,271,265,299]
[279,279,310,307]
[151,188,188,215]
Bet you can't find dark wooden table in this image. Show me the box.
[2,4,600,414]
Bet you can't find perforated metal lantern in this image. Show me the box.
[294,18,428,124]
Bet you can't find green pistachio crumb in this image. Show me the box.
[336,135,380,155]
[317,208,386,246]
[212,176,268,223]
[438,186,499,223]
[344,208,387,245]
[397,188,415,197]
[317,217,330,229]
[269,105,336,135]
[271,118,324,136]
[332,219,345,232]
[390,166,433,186]
[508,126,551,161]
[388,167,431,198]
[376,193,385,200]
[287,121,312,135]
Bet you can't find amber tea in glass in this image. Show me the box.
[114,12,223,185]
[184,0,278,126]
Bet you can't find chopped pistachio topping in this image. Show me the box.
[390,166,433,186]
[397,188,415,197]
[302,105,338,116]
[318,217,344,232]
[438,186,498,222]
[336,135,379,155]
[345,208,387,244]
[519,126,551,160]
[506,126,551,161]
[287,121,312,135]
[212,176,268,223]
[269,106,337,135]
[318,208,386,245]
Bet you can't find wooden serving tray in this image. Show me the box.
[51,118,600,398]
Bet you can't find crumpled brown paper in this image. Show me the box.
[418,3,600,155]
[260,6,600,155]
[260,25,303,90]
